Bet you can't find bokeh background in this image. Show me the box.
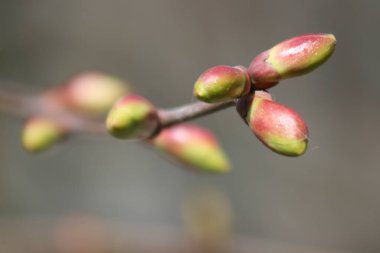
[0,0,379,252]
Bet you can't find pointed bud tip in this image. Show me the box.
[194,65,251,103]
[22,117,66,153]
[152,124,230,173]
[106,95,159,139]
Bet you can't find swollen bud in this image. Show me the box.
[106,95,159,139]
[152,124,230,173]
[194,65,251,103]
[237,91,308,156]
[249,33,336,89]
[62,71,129,116]
[22,116,66,153]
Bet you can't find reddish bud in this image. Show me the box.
[249,33,336,89]
[106,95,159,139]
[21,116,66,153]
[237,91,308,156]
[194,65,251,103]
[152,124,230,173]
[61,71,129,116]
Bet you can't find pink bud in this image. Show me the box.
[194,65,251,103]
[106,94,159,139]
[152,124,230,173]
[237,91,308,156]
[249,33,336,89]
[61,71,129,116]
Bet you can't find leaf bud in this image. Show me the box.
[248,33,336,89]
[62,71,129,116]
[237,91,308,156]
[22,116,66,153]
[152,124,230,173]
[194,65,251,103]
[106,95,159,139]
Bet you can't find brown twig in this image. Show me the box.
[158,100,235,128]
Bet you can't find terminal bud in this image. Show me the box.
[249,33,336,89]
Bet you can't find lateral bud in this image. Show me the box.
[106,94,159,139]
[21,116,66,153]
[152,124,230,173]
[237,91,308,156]
[248,33,336,89]
[194,65,251,103]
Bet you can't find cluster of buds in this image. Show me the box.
[19,33,336,172]
[22,72,129,152]
[194,33,336,156]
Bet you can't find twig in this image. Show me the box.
[158,100,235,128]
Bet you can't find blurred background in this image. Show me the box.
[0,0,379,252]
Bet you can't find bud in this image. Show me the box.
[248,33,336,89]
[237,91,308,156]
[62,71,129,116]
[21,116,66,153]
[106,95,159,139]
[194,65,251,103]
[152,124,230,173]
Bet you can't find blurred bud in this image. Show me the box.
[152,124,230,173]
[194,65,251,103]
[22,116,66,153]
[106,95,159,139]
[54,214,110,253]
[248,33,336,89]
[236,91,308,156]
[182,187,232,252]
[62,71,129,116]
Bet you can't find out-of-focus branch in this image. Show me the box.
[0,86,235,136]
[0,88,106,134]
[0,88,37,118]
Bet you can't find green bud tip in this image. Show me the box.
[194,65,251,103]
[152,124,230,173]
[21,117,66,153]
[248,33,336,89]
[236,91,308,156]
[62,71,129,115]
[106,94,159,139]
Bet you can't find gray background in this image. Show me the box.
[0,0,379,252]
